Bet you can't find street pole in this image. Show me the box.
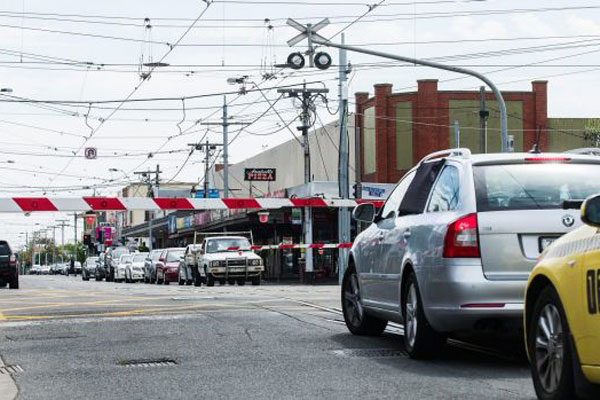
[134,167,162,251]
[479,86,489,154]
[337,33,351,285]
[52,226,56,264]
[201,106,247,198]
[278,85,329,283]
[454,120,460,148]
[307,32,509,152]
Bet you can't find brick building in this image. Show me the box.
[354,79,549,183]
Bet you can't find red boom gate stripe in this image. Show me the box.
[153,198,194,210]
[13,197,57,212]
[290,198,328,207]
[83,197,126,211]
[221,198,262,209]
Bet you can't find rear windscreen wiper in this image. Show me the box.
[562,199,584,209]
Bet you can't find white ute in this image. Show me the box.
[194,235,263,286]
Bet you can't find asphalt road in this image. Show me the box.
[0,276,536,400]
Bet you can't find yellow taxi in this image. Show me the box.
[525,194,600,400]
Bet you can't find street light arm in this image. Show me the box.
[311,38,508,152]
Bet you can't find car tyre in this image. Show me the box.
[402,272,446,359]
[178,270,185,286]
[341,268,387,336]
[529,286,575,400]
[156,270,163,285]
[227,279,235,285]
[8,273,19,289]
[237,279,246,286]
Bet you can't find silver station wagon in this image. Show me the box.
[344,148,600,359]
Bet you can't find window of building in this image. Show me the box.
[395,102,413,170]
[363,107,376,175]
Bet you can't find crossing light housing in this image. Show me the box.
[287,52,305,70]
[314,52,332,70]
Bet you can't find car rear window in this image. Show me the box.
[133,254,147,262]
[0,241,10,255]
[474,163,600,212]
[167,250,184,262]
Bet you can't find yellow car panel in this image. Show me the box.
[527,223,600,383]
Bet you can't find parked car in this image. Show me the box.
[346,149,600,359]
[29,264,41,275]
[50,264,61,275]
[105,247,129,282]
[144,249,163,284]
[525,194,600,400]
[0,240,18,289]
[126,252,148,283]
[155,248,185,285]
[196,236,263,286]
[95,251,108,281]
[179,244,202,286]
[114,254,132,283]
[40,265,51,275]
[73,261,82,275]
[82,257,99,281]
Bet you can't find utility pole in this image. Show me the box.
[479,86,489,153]
[51,225,56,264]
[201,97,249,198]
[134,165,162,251]
[56,219,69,262]
[454,120,461,148]
[338,33,351,284]
[188,141,224,198]
[278,84,329,283]
[285,18,509,152]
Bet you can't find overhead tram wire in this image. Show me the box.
[45,1,214,190]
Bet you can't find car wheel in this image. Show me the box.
[206,274,215,287]
[237,279,246,286]
[156,270,163,285]
[341,269,387,336]
[8,273,19,289]
[227,279,235,285]
[251,276,261,286]
[529,286,575,400]
[402,272,446,359]
[178,270,185,286]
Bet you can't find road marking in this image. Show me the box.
[0,312,5,321]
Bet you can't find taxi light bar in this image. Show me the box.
[460,303,506,308]
[524,157,571,163]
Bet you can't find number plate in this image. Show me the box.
[229,267,245,273]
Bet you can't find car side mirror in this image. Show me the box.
[352,203,376,223]
[582,194,600,228]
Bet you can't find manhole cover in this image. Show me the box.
[331,348,407,358]
[0,365,23,374]
[118,358,178,368]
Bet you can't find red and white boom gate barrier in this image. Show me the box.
[0,197,383,213]
[250,243,353,251]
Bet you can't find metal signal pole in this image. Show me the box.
[278,84,329,283]
[338,33,351,284]
[188,141,224,198]
[134,165,162,250]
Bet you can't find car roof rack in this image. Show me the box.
[418,148,472,165]
[564,147,600,156]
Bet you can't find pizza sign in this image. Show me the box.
[244,168,276,182]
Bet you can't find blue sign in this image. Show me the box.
[196,189,220,199]
[363,186,386,198]
[168,215,177,234]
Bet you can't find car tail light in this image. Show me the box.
[9,254,16,267]
[524,157,570,163]
[443,213,480,258]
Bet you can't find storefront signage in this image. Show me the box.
[244,168,276,181]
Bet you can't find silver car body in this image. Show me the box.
[126,253,148,282]
[350,149,600,333]
[115,254,132,282]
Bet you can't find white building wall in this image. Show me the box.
[213,117,356,197]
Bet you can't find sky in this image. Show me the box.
[1,0,599,249]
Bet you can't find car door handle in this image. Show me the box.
[403,230,411,239]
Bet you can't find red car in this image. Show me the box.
[155,248,185,285]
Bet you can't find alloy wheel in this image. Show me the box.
[535,304,565,394]
[405,284,418,349]
[343,274,363,327]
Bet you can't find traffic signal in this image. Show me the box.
[352,183,360,199]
